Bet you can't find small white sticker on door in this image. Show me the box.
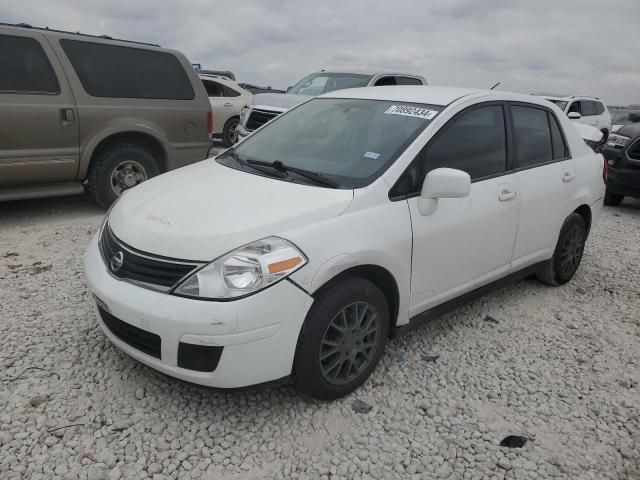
[384,105,438,120]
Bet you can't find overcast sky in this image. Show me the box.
[3,0,639,105]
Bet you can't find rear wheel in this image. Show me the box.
[604,190,624,206]
[222,117,240,147]
[294,277,389,400]
[536,213,587,286]
[87,144,161,208]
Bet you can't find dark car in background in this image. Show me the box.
[602,123,640,205]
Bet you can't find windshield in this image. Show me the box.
[220,98,442,188]
[288,73,371,96]
[547,99,568,111]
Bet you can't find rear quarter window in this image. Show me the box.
[60,39,194,100]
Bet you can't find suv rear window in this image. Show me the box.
[0,34,59,94]
[60,39,194,100]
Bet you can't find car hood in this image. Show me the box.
[251,92,309,111]
[617,123,640,138]
[108,160,354,261]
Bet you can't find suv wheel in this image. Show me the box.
[87,144,161,208]
[536,213,587,286]
[222,117,240,147]
[294,277,389,400]
[604,190,624,206]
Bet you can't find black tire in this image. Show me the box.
[536,213,587,286]
[604,190,624,206]
[294,276,389,400]
[222,117,240,147]
[87,143,161,208]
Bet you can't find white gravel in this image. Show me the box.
[1,193,639,480]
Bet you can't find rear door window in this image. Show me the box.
[581,101,597,116]
[203,80,223,97]
[594,102,604,115]
[421,105,507,180]
[373,76,397,86]
[396,76,423,85]
[0,34,59,94]
[222,85,240,97]
[511,105,553,168]
[60,39,194,100]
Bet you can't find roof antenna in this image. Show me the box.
[490,81,501,90]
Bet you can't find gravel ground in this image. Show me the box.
[1,193,639,480]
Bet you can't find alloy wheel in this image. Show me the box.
[319,301,381,386]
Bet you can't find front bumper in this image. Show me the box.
[84,235,314,388]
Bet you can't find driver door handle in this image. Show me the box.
[224,103,233,107]
[562,172,575,183]
[499,189,516,202]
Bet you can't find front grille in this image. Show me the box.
[97,306,161,359]
[246,109,281,131]
[100,224,200,291]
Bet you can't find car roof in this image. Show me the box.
[321,85,569,109]
[532,93,601,101]
[312,69,424,77]
[321,85,502,106]
[199,74,237,86]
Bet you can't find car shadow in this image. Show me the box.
[0,193,105,229]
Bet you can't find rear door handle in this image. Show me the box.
[499,189,516,201]
[562,172,575,182]
[60,108,75,126]
[224,103,233,107]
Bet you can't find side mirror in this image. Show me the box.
[568,112,581,120]
[421,168,471,199]
[418,168,471,215]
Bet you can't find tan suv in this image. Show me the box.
[0,23,212,207]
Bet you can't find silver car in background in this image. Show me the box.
[235,70,427,141]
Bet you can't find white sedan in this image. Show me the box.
[85,86,605,399]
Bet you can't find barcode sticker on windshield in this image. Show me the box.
[384,105,438,120]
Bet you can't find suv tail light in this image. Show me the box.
[207,111,213,136]
[603,157,608,184]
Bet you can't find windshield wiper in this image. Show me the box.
[224,150,286,178]
[246,159,340,188]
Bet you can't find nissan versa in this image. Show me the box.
[85,86,606,400]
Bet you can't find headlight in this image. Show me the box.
[239,106,250,124]
[173,236,307,300]
[607,134,631,147]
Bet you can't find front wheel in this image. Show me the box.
[536,213,587,286]
[294,277,389,400]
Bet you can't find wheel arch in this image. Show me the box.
[312,264,400,337]
[80,130,168,179]
[573,204,592,234]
